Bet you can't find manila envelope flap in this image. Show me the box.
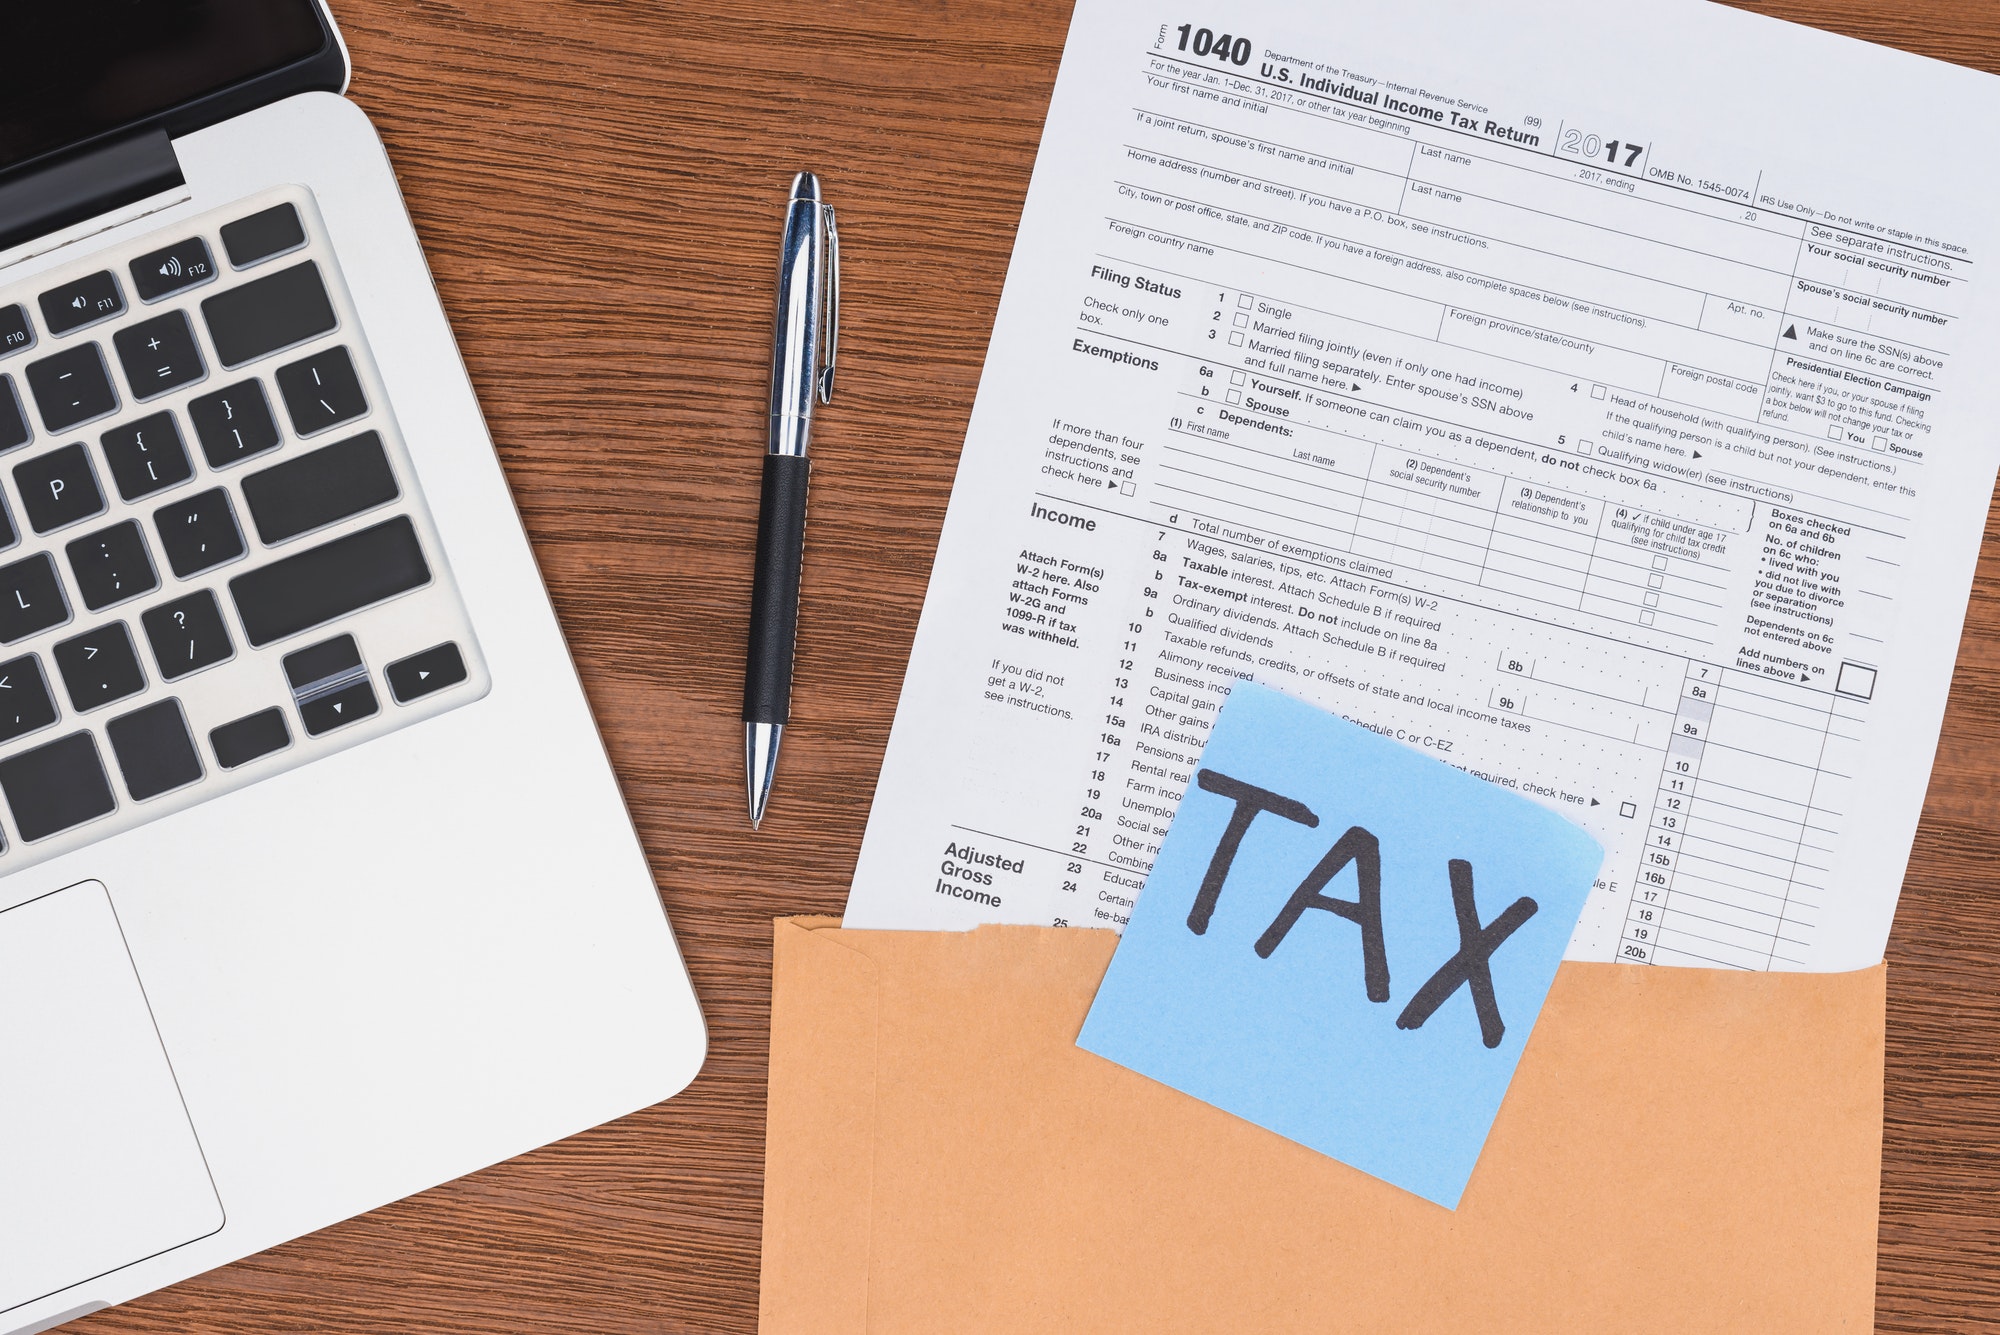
[759,916,1884,1333]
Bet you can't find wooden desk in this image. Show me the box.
[79,1,2000,1330]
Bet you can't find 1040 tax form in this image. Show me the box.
[845,0,2000,969]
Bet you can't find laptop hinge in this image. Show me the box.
[0,130,185,255]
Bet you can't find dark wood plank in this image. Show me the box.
[72,1,2000,1330]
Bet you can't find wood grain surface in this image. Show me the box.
[70,1,2000,1330]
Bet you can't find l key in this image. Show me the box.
[0,553,70,643]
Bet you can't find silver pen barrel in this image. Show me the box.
[768,171,827,457]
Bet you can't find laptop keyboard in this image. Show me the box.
[0,187,485,874]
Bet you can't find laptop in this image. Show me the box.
[0,5,706,1330]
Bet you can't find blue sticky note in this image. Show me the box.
[1077,681,1604,1208]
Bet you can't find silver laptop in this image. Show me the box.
[0,5,706,1329]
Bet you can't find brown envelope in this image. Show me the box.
[759,916,1883,1334]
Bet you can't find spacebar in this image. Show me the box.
[229,515,431,647]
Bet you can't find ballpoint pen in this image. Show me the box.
[745,171,838,827]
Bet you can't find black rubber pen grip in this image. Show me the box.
[744,453,810,725]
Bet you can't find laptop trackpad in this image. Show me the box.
[0,881,224,1316]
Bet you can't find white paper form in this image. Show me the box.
[844,0,2000,970]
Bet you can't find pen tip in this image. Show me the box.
[747,721,783,830]
[790,171,822,203]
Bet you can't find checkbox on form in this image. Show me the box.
[1237,293,1253,308]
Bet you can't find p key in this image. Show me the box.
[15,443,108,534]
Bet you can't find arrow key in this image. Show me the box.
[298,680,377,735]
[386,641,465,704]
[283,633,378,735]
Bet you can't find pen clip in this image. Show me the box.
[819,205,840,404]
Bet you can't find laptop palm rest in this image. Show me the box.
[0,881,223,1318]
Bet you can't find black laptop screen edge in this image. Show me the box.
[0,0,349,187]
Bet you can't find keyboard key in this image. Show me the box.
[0,376,27,452]
[66,520,158,611]
[229,515,430,647]
[300,679,377,735]
[0,731,115,841]
[113,311,206,401]
[101,411,193,500]
[25,344,117,433]
[283,633,362,690]
[0,553,69,642]
[141,589,232,680]
[154,487,245,578]
[0,654,58,744]
[53,621,144,712]
[39,271,124,336]
[221,203,306,268]
[210,707,290,769]
[0,305,32,358]
[387,641,466,703]
[129,237,217,302]
[106,698,202,800]
[15,443,107,534]
[275,345,366,436]
[285,633,376,735]
[243,430,398,545]
[201,260,336,368]
[187,379,280,468]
